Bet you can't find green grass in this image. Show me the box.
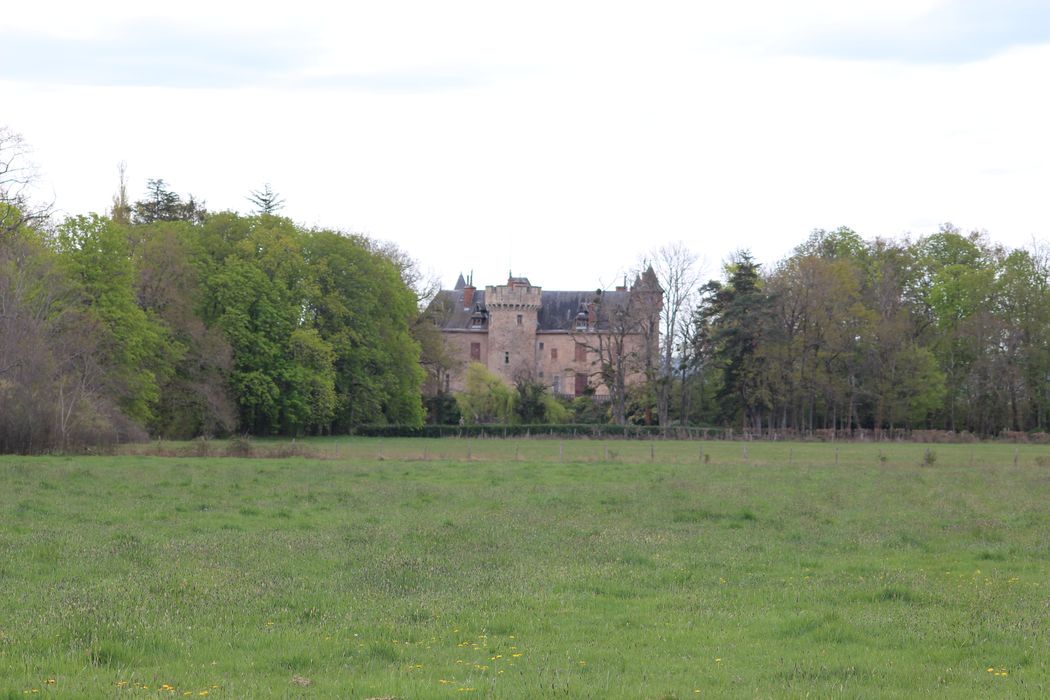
[2,440,1050,697]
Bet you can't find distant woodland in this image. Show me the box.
[4,126,1050,451]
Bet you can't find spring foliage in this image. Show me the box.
[0,185,424,451]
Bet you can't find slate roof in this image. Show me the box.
[431,287,631,332]
[430,288,488,331]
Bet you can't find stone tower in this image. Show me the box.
[485,276,541,383]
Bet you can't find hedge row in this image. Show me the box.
[349,425,1050,442]
[351,424,725,439]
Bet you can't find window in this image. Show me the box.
[517,314,523,326]
[575,373,588,396]
[553,375,562,393]
[470,342,481,361]
[444,374,450,392]
[539,341,544,350]
[575,343,587,362]
[539,370,544,378]
[551,348,558,360]
[504,352,510,365]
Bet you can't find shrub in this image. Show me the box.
[224,435,254,457]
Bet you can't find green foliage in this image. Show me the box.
[246,183,285,215]
[513,374,549,423]
[424,392,461,425]
[698,251,769,428]
[571,395,609,424]
[456,362,515,424]
[304,230,424,429]
[190,216,424,436]
[54,214,171,425]
[131,221,236,437]
[132,179,206,225]
[543,394,572,424]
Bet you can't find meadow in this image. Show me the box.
[2,439,1049,698]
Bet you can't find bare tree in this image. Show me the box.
[0,237,132,452]
[573,275,661,425]
[0,126,52,236]
[111,161,131,225]
[416,291,461,396]
[364,236,442,309]
[583,289,638,425]
[649,243,704,425]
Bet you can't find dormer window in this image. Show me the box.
[469,305,488,329]
[574,311,588,331]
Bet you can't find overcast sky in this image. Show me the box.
[3,0,1050,290]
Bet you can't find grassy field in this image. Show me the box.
[2,440,1049,698]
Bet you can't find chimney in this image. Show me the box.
[615,285,626,292]
[463,284,475,309]
[587,302,597,326]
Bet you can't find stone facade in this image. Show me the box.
[430,273,660,397]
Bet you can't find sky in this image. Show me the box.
[3,0,1050,290]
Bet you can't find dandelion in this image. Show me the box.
[44,680,55,686]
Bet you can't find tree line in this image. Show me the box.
[5,125,1050,446]
[2,159,425,451]
[674,226,1050,437]
[445,226,1050,439]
